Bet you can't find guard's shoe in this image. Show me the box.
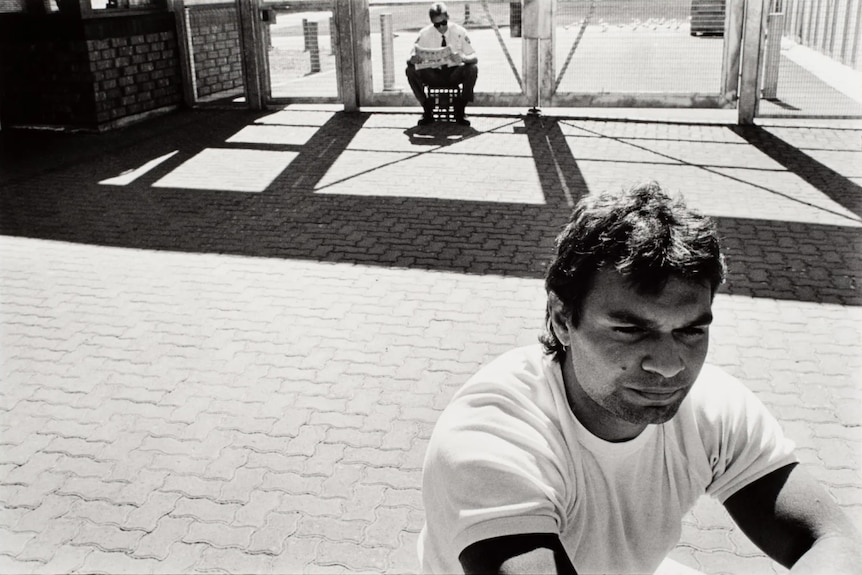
[418,102,435,126]
[454,99,470,126]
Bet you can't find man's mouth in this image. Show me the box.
[629,388,684,403]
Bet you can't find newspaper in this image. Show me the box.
[413,45,455,70]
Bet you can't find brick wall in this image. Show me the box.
[187,4,243,98]
[0,0,26,12]
[0,11,182,130]
[87,28,181,124]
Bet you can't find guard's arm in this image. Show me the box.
[459,533,578,575]
[724,462,861,574]
[459,52,478,65]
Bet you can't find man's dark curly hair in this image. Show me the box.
[540,181,726,363]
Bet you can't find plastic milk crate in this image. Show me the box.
[425,86,462,122]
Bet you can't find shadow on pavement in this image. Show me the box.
[730,124,862,218]
[1,108,859,306]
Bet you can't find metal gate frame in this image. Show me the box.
[204,0,769,123]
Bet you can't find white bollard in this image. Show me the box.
[381,13,395,91]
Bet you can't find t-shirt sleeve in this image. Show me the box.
[695,365,798,502]
[423,395,570,560]
[459,32,476,56]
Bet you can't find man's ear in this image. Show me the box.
[547,291,572,348]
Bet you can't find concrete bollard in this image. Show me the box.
[303,19,321,74]
[381,13,396,91]
[510,1,522,37]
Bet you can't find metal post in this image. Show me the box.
[522,0,552,110]
[722,0,746,103]
[851,0,861,67]
[762,11,784,99]
[333,0,358,110]
[380,13,395,91]
[812,0,822,49]
[169,0,197,106]
[738,0,767,124]
[827,0,839,57]
[237,0,265,110]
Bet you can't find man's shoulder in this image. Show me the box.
[416,23,437,38]
[464,345,548,389]
[431,345,564,441]
[443,345,554,413]
[689,363,746,400]
[683,363,764,425]
[429,345,566,465]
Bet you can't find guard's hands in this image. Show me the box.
[449,51,463,64]
[408,54,421,65]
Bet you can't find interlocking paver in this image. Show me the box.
[77,547,164,574]
[234,490,283,527]
[172,497,241,524]
[15,517,84,562]
[259,471,323,496]
[28,545,92,575]
[0,527,36,556]
[315,540,392,571]
[195,546,274,572]
[296,515,367,543]
[70,521,147,554]
[183,520,255,549]
[132,516,195,561]
[364,506,412,548]
[247,511,301,554]
[64,498,134,527]
[268,536,319,572]
[217,467,267,504]
[161,474,223,500]
[1,108,859,575]
[123,491,182,532]
[303,443,346,477]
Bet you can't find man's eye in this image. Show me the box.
[677,327,706,338]
[613,326,644,335]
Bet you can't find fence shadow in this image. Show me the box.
[1,108,859,306]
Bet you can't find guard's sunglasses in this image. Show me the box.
[433,20,448,28]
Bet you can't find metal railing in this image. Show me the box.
[779,0,860,69]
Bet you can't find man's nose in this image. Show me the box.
[641,337,685,379]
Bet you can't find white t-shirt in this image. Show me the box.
[419,345,797,574]
[412,22,476,66]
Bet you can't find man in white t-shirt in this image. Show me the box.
[419,182,861,574]
[405,2,478,126]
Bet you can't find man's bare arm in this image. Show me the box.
[459,533,578,575]
[724,462,861,574]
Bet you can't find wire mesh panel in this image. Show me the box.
[551,0,726,100]
[368,1,526,104]
[264,0,339,100]
[757,0,861,117]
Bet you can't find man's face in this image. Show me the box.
[431,13,448,32]
[551,267,713,441]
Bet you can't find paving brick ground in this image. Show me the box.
[1,107,860,574]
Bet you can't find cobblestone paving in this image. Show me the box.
[1,108,860,574]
